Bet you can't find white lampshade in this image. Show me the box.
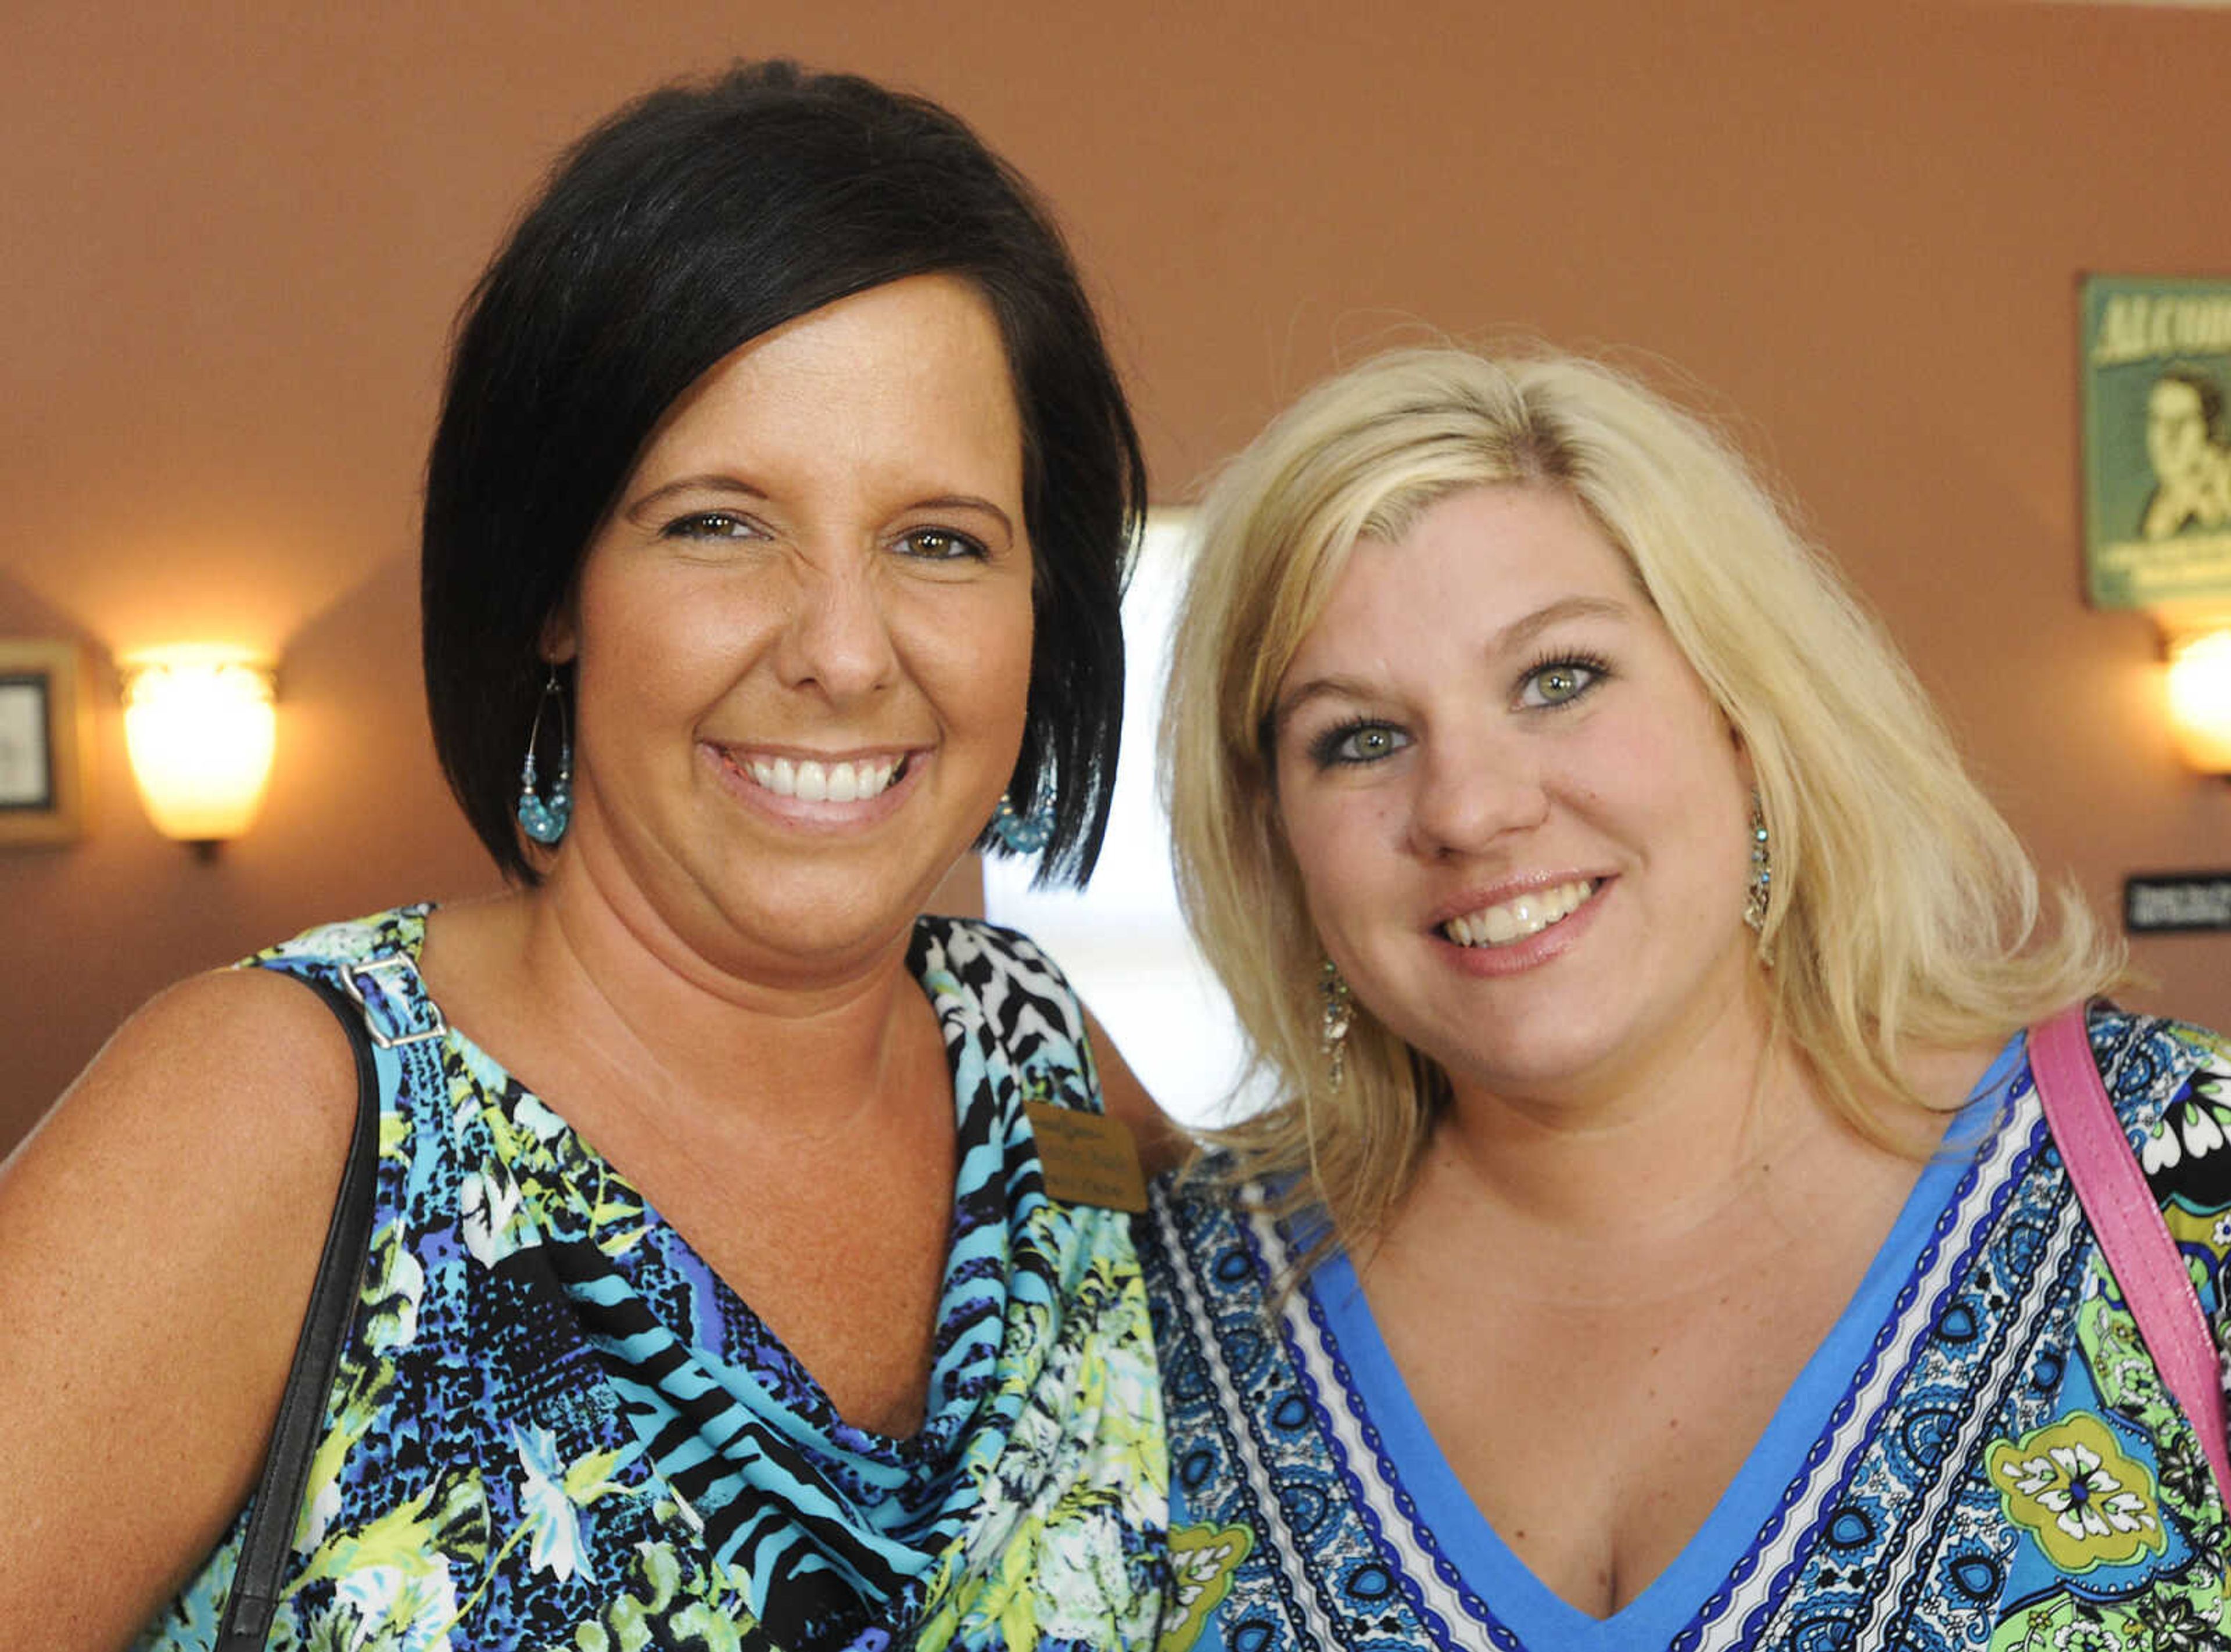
[2167,630,2231,776]
[122,656,278,842]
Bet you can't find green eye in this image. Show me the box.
[1520,659,1604,708]
[1308,720,1411,767]
[1350,727,1397,759]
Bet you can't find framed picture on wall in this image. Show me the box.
[2081,274,2231,615]
[0,638,92,846]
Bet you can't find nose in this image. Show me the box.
[773,562,899,703]
[1404,734,1548,859]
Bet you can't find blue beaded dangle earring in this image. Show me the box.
[990,785,1054,854]
[515,667,573,847]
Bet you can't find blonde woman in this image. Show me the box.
[1143,347,2231,1650]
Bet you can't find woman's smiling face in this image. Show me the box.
[1269,484,1757,1111]
[549,273,1035,983]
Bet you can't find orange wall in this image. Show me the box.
[5,2,2226,1144]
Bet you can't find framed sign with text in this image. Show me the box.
[0,638,92,846]
[2082,275,2231,614]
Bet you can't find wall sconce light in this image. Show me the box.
[2164,627,2231,776]
[121,650,278,848]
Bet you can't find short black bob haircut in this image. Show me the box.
[423,60,1144,888]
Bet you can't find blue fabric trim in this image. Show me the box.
[1300,1031,2028,1650]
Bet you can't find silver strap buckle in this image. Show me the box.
[335,955,450,1049]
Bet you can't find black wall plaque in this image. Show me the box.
[2125,873,2231,933]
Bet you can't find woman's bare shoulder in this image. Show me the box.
[0,967,363,1641]
[13,967,363,1199]
[45,963,356,1120]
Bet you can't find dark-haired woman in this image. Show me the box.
[1,64,1171,1650]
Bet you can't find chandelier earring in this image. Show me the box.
[515,667,573,847]
[990,785,1055,854]
[1744,791,1772,934]
[1319,960,1354,1092]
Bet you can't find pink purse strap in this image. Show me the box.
[2031,1003,2231,1507]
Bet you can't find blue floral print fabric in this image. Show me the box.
[133,906,1168,1651]
[1142,1010,2231,1652]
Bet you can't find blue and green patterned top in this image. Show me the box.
[134,906,1168,1651]
[1143,1010,2231,1652]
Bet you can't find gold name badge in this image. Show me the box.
[1024,1102,1147,1213]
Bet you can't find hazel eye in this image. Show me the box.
[661,511,756,541]
[897,527,988,562]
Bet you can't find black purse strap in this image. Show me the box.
[214,973,382,1650]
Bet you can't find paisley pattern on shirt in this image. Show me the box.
[1142,1010,2231,1651]
[132,906,1167,1652]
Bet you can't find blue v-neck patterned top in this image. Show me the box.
[132,906,1168,1652]
[1142,1010,2231,1652]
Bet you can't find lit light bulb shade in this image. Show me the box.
[2167,630,2231,775]
[123,662,277,841]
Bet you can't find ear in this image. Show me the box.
[540,607,579,666]
[1726,712,1754,783]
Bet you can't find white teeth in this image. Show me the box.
[739,755,900,802]
[1444,880,1596,948]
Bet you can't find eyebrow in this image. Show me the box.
[912,494,1018,540]
[621,474,767,523]
[1269,592,1638,736]
[622,473,1016,540]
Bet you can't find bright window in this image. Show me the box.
[984,512,1276,1128]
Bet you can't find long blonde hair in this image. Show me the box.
[1162,346,2124,1255]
